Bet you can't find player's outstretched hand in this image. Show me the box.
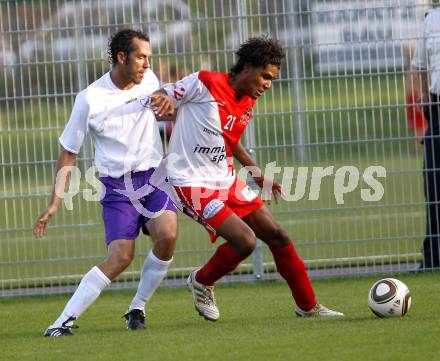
[253,176,282,205]
[150,93,175,118]
[270,180,282,204]
[33,204,57,238]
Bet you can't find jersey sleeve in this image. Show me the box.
[412,15,429,69]
[162,72,204,107]
[59,91,90,154]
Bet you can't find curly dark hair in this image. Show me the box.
[230,36,285,75]
[107,29,150,65]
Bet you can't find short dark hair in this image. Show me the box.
[230,36,285,75]
[108,29,150,65]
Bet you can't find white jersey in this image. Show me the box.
[59,69,163,177]
[412,9,440,95]
[164,71,254,189]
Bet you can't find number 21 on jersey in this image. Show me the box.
[224,115,236,131]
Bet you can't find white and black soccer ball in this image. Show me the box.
[368,278,411,318]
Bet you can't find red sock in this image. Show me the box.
[196,243,245,286]
[270,242,317,311]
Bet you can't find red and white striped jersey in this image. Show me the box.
[163,71,255,189]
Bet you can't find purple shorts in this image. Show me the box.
[100,168,177,245]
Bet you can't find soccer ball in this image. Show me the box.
[368,278,411,318]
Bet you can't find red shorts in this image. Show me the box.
[174,177,264,242]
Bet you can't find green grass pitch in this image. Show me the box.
[1,273,439,361]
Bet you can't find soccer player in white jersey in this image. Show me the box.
[33,29,178,336]
[157,36,344,320]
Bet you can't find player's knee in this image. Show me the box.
[266,225,290,248]
[158,229,177,246]
[168,227,178,243]
[234,230,256,256]
[277,226,290,244]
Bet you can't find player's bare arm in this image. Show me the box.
[32,149,77,238]
[232,142,281,204]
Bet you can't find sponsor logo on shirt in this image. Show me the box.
[125,98,137,104]
[193,143,226,163]
[203,127,220,137]
[193,144,225,154]
[239,108,252,126]
[203,199,225,219]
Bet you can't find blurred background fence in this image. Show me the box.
[0,0,433,296]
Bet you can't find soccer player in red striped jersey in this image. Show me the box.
[155,36,344,320]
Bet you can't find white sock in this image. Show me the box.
[128,250,173,312]
[50,266,111,328]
